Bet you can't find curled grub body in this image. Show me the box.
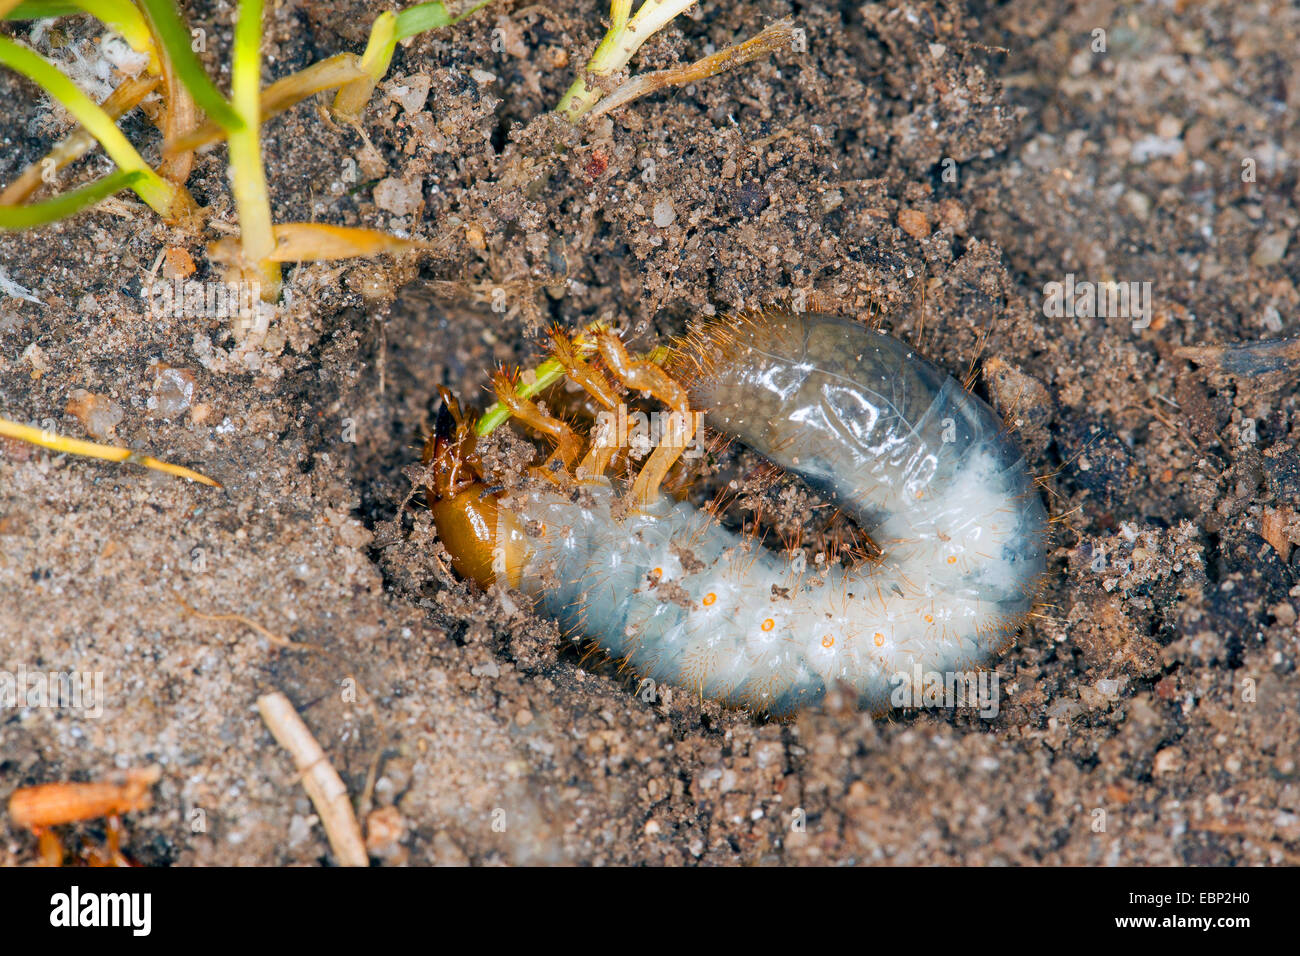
[428,312,1049,716]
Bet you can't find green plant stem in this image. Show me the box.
[557,0,697,120]
[474,333,666,437]
[332,0,492,118]
[475,358,569,437]
[228,0,280,300]
[136,0,244,130]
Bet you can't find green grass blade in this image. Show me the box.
[227,0,280,298]
[335,1,492,116]
[398,0,492,39]
[393,2,454,40]
[136,0,243,131]
[475,357,568,437]
[474,325,665,436]
[6,2,83,20]
[0,169,143,229]
[0,36,177,214]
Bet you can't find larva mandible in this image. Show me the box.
[426,311,1049,716]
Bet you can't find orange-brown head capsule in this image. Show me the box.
[424,393,525,588]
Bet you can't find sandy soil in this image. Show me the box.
[1,0,1297,865]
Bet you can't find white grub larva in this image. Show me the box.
[427,312,1050,717]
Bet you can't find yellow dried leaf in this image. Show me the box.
[267,222,430,262]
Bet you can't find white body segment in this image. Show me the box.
[507,314,1048,715]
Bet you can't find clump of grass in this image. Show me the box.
[557,0,693,120]
[0,0,493,290]
[3,0,792,276]
[0,0,795,478]
[556,1,792,121]
[0,0,491,484]
[0,32,185,216]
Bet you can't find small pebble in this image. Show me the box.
[1153,746,1184,774]
[65,388,124,439]
[148,365,196,420]
[1251,231,1290,267]
[652,198,676,228]
[287,813,319,848]
[898,208,930,238]
[936,198,966,232]
[386,74,431,113]
[365,806,408,858]
[1123,190,1151,220]
[163,246,196,281]
[374,177,423,216]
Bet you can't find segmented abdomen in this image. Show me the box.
[512,313,1049,715]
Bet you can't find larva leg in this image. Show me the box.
[547,329,621,479]
[89,815,131,867]
[595,332,697,504]
[549,327,621,411]
[37,828,64,867]
[490,369,583,471]
[578,432,619,480]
